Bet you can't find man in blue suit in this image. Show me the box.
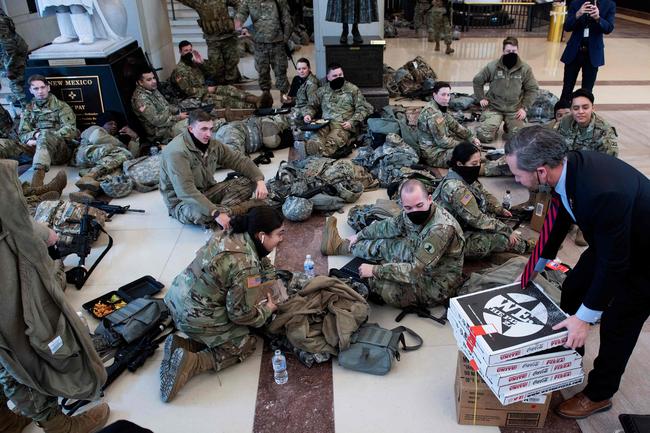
[560,0,616,102]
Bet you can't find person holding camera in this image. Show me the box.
[560,0,616,102]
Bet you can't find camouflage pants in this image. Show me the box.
[32,130,74,171]
[305,122,353,158]
[255,42,289,93]
[413,1,430,31]
[465,230,528,259]
[475,109,525,143]
[0,364,58,422]
[171,176,256,225]
[1,47,28,107]
[483,155,512,177]
[75,143,132,177]
[204,85,255,109]
[0,138,26,159]
[430,8,452,44]
[204,34,240,84]
[185,334,258,371]
[419,143,455,168]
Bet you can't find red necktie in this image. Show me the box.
[521,194,560,288]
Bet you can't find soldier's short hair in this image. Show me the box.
[502,36,519,49]
[399,179,428,199]
[188,109,212,125]
[554,99,571,114]
[136,67,155,82]
[296,57,311,68]
[571,88,594,104]
[504,125,567,171]
[178,40,192,51]
[27,74,48,87]
[448,142,480,167]
[326,62,343,75]
[433,81,451,94]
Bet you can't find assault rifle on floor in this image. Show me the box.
[87,201,145,219]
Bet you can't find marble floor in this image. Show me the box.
[15,18,650,433]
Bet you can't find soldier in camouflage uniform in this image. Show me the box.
[160,110,268,226]
[235,0,293,106]
[214,113,290,155]
[161,206,284,402]
[0,8,28,108]
[417,81,480,168]
[131,68,189,144]
[19,75,78,186]
[433,142,533,259]
[171,41,258,109]
[546,99,571,130]
[302,64,373,158]
[321,179,465,308]
[176,0,242,84]
[0,103,22,158]
[286,57,320,119]
[556,88,618,157]
[414,0,453,54]
[71,111,140,202]
[473,37,539,143]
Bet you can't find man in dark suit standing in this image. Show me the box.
[560,0,616,102]
[505,126,650,418]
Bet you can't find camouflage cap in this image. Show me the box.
[335,180,363,203]
[282,196,313,221]
[100,175,133,198]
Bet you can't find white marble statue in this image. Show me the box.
[38,0,127,45]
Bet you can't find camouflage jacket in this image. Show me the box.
[177,0,238,38]
[18,95,78,144]
[170,60,208,100]
[236,0,292,44]
[79,125,139,158]
[417,99,475,152]
[293,73,320,117]
[160,129,264,217]
[556,112,618,157]
[358,204,465,299]
[0,104,17,140]
[131,85,181,143]
[304,81,373,129]
[472,57,538,113]
[432,169,511,236]
[0,8,28,69]
[164,231,275,347]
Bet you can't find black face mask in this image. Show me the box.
[454,165,481,184]
[329,77,345,91]
[181,52,194,66]
[439,105,448,113]
[502,52,518,69]
[252,235,271,258]
[406,206,431,225]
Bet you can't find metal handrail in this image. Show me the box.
[170,0,176,20]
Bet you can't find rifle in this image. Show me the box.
[49,207,113,290]
[87,201,145,219]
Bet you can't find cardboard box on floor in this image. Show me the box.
[455,353,551,428]
[530,191,552,232]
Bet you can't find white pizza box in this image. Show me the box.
[449,282,569,365]
[496,367,584,401]
[498,373,584,406]
[487,356,583,388]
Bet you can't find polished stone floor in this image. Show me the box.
[17,15,650,433]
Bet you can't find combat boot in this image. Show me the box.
[320,217,351,256]
[340,23,349,44]
[244,94,260,107]
[31,168,46,188]
[37,403,110,433]
[434,41,441,51]
[259,90,274,109]
[445,43,455,55]
[75,173,101,193]
[160,348,216,403]
[0,401,32,433]
[351,24,363,44]
[428,33,435,43]
[69,190,97,204]
[160,334,205,376]
[23,170,68,196]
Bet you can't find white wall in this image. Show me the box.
[313,2,385,77]
[128,0,176,80]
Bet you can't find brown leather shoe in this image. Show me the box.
[555,392,612,419]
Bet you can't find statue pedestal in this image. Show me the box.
[324,35,388,111]
[26,38,148,132]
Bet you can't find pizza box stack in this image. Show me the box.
[448,282,584,405]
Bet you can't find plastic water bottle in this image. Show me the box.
[150,146,159,156]
[272,350,288,385]
[76,311,90,335]
[304,254,315,279]
[502,190,512,210]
